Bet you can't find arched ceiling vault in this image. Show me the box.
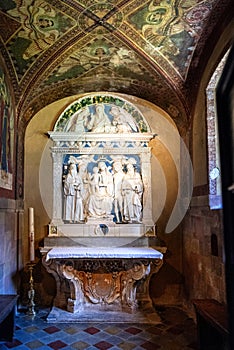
[0,0,233,135]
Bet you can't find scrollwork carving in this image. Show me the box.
[41,251,164,315]
[121,263,149,311]
[57,258,152,312]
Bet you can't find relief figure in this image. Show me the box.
[63,163,84,223]
[84,104,112,133]
[87,161,114,218]
[63,155,144,224]
[122,163,143,223]
[112,161,125,223]
[65,107,90,132]
[109,106,139,133]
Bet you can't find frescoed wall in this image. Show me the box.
[0,60,18,296]
[0,64,15,194]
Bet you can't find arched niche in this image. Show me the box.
[24,92,188,255]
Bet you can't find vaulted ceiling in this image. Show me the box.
[0,0,233,133]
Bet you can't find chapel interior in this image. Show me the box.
[0,0,234,347]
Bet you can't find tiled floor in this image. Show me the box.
[0,306,198,349]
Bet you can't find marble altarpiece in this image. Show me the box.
[41,94,165,322]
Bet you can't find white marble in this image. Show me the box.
[46,246,163,261]
[48,98,155,234]
[49,222,147,237]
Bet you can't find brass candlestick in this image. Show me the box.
[27,262,36,317]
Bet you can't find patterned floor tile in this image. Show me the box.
[141,341,161,350]
[113,331,133,341]
[24,340,45,349]
[93,341,113,350]
[70,341,89,349]
[104,335,122,346]
[84,327,100,335]
[104,326,121,335]
[124,327,142,335]
[0,306,199,349]
[23,326,40,334]
[126,336,146,346]
[63,327,80,335]
[117,342,136,350]
[47,340,67,349]
[43,327,61,335]
[2,339,22,349]
[11,330,35,343]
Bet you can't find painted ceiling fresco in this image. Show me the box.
[0,0,232,132]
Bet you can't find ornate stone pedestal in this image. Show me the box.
[41,247,164,323]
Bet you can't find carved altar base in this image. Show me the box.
[41,247,164,323]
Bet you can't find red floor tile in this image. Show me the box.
[94,340,113,350]
[84,326,100,335]
[124,326,142,335]
[43,326,61,334]
[48,340,67,349]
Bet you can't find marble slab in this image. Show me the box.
[45,246,163,261]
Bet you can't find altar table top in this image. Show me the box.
[46,246,163,261]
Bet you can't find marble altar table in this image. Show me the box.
[41,246,164,323]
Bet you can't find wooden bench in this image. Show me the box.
[192,299,229,350]
[0,295,18,342]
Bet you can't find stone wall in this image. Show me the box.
[182,202,226,303]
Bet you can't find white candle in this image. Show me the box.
[29,207,35,262]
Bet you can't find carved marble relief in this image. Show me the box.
[48,94,155,235]
[62,154,143,224]
[54,94,148,133]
